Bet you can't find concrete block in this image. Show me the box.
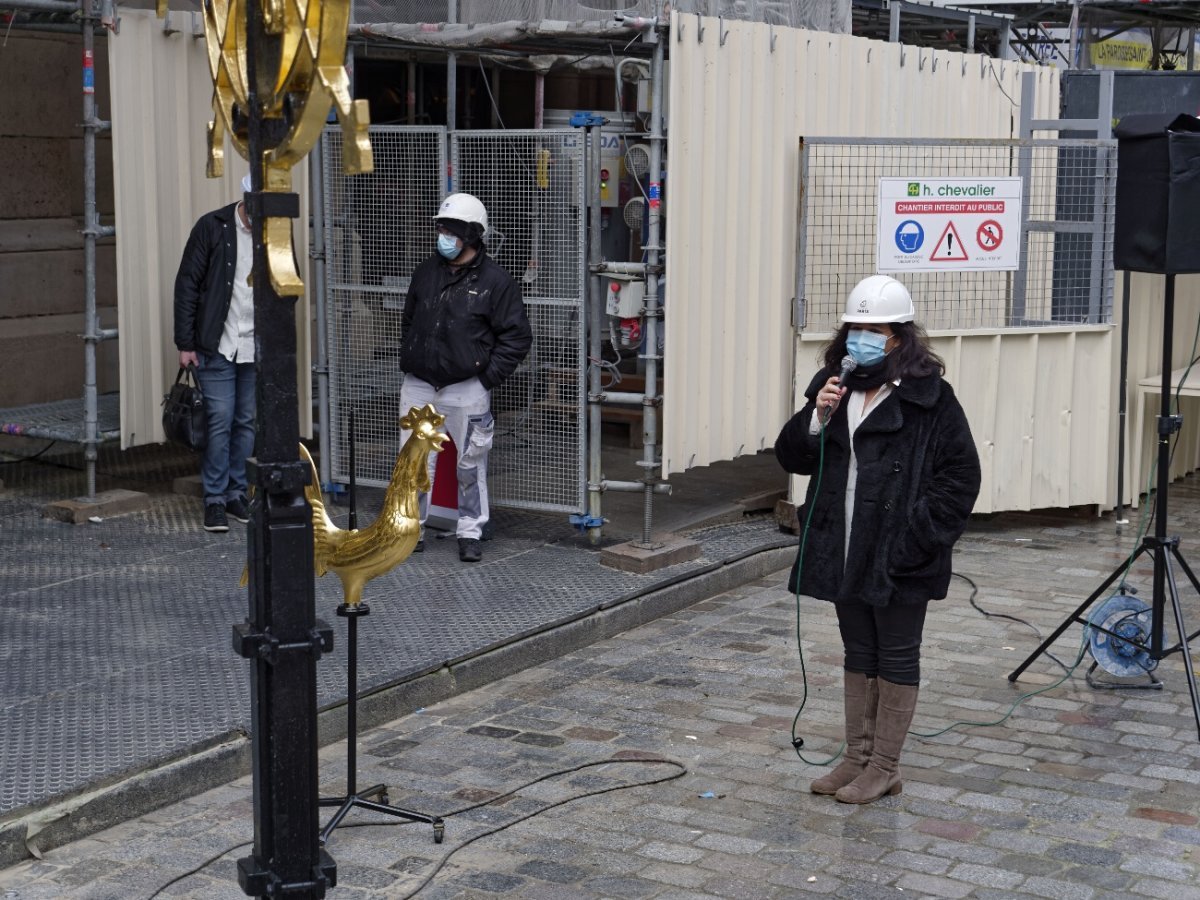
[42,489,150,524]
[600,532,702,574]
[0,33,91,138]
[0,137,75,219]
[0,217,85,253]
[0,314,119,406]
[0,245,117,317]
[173,474,203,497]
[774,499,800,534]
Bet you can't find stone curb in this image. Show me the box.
[0,544,794,868]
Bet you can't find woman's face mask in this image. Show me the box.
[437,232,463,260]
[845,329,890,367]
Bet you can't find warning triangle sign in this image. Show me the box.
[929,221,969,262]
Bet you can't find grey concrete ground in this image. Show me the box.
[3,469,1200,898]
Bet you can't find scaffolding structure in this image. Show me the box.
[0,0,117,499]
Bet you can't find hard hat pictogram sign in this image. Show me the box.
[929,221,969,262]
[976,219,1003,251]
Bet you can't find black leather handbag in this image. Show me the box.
[162,365,207,451]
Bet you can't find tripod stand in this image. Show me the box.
[319,601,445,845]
[318,408,444,844]
[1008,275,1200,741]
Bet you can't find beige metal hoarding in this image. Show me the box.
[110,9,310,449]
[663,13,1058,482]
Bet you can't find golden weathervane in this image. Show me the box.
[157,0,373,296]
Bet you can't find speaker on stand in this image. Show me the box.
[1009,113,1200,739]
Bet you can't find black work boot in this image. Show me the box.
[458,538,482,562]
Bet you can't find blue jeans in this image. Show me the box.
[195,352,255,505]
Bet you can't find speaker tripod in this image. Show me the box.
[1008,275,1200,741]
[319,601,444,845]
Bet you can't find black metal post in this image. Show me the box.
[348,409,357,530]
[233,11,336,898]
[1150,274,1175,660]
[1115,269,1130,526]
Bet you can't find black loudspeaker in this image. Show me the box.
[1114,113,1200,274]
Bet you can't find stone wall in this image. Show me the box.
[0,30,117,408]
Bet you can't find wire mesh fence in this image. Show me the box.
[797,138,1117,332]
[320,126,588,514]
[453,129,587,513]
[322,126,446,489]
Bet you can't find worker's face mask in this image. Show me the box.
[437,232,463,260]
[845,329,889,367]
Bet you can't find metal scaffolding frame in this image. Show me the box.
[0,0,117,499]
[328,2,672,542]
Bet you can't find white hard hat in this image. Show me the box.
[433,192,489,238]
[842,275,915,324]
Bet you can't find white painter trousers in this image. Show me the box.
[399,375,493,541]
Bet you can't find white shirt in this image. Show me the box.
[217,204,254,364]
[809,379,900,563]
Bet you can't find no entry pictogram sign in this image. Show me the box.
[977,219,1003,251]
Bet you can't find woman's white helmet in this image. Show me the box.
[842,275,915,324]
[433,192,489,239]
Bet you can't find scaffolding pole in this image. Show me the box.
[81,0,115,498]
[636,4,666,547]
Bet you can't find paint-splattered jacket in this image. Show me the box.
[401,249,532,391]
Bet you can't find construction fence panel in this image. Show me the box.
[796,137,1117,332]
[321,125,447,490]
[452,129,587,515]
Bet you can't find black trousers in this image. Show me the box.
[834,600,929,686]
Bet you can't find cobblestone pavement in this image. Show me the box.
[3,480,1200,899]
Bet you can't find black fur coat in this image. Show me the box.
[775,367,981,607]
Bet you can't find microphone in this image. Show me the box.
[838,354,858,394]
[820,355,858,425]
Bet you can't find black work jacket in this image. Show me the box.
[401,249,532,391]
[173,202,240,355]
[774,368,981,607]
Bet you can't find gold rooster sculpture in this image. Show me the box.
[241,404,447,606]
[307,404,447,607]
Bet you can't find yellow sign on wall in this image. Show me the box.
[1091,39,1153,69]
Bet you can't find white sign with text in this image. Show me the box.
[876,177,1023,273]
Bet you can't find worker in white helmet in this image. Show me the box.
[398,193,532,562]
[775,275,981,805]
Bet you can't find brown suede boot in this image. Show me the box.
[835,678,918,804]
[810,672,878,795]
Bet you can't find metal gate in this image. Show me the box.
[452,129,587,514]
[795,138,1117,331]
[320,126,587,515]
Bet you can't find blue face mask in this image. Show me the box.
[437,232,462,260]
[845,329,889,367]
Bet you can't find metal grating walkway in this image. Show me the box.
[0,449,790,817]
[0,394,120,443]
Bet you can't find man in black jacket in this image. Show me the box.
[400,193,532,562]
[173,176,255,533]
